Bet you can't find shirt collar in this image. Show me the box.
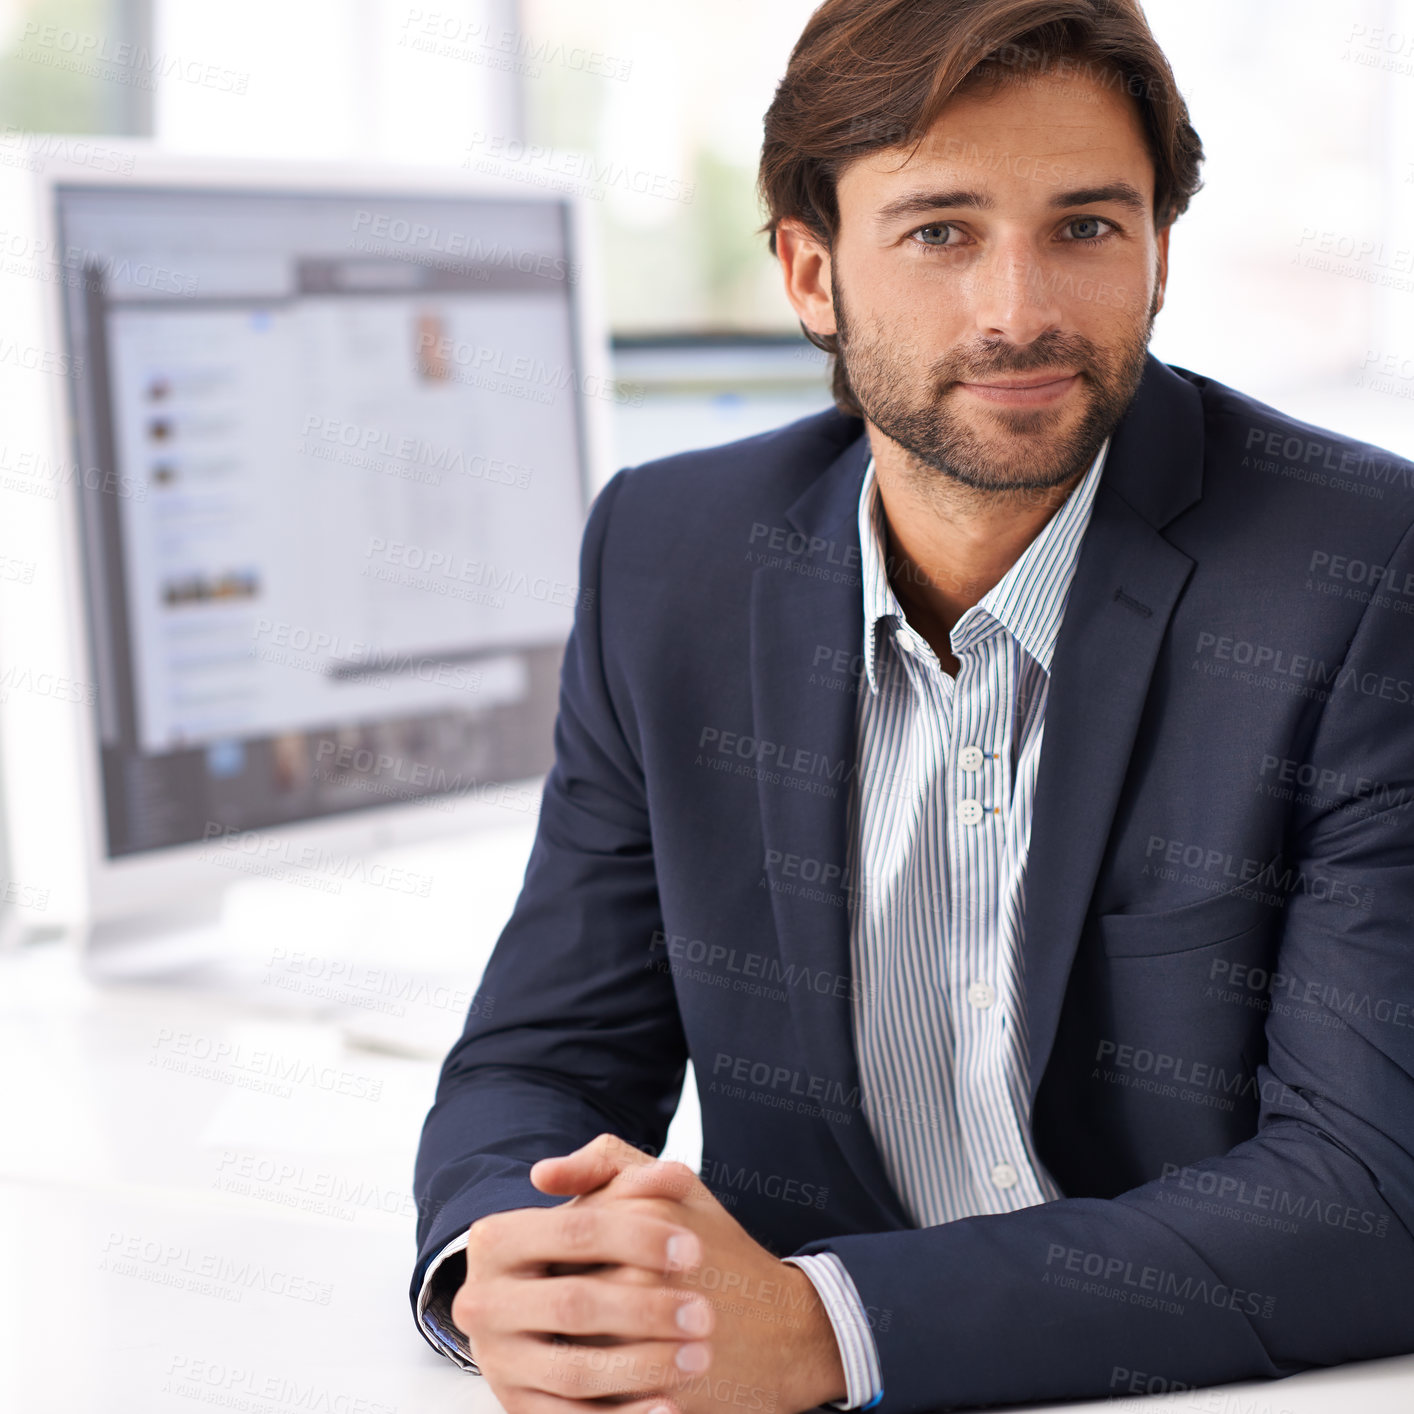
[857,438,1110,695]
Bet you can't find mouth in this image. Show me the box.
[954,372,1081,407]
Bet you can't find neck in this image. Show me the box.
[867,426,1088,643]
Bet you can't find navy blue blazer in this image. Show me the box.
[412,355,1414,1410]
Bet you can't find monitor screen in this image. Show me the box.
[54,183,589,859]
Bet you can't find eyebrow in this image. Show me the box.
[873,180,1148,228]
[873,189,992,227]
[1051,182,1148,215]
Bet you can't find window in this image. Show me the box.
[0,0,153,135]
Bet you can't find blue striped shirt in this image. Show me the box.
[785,439,1110,1408]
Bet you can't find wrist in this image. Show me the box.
[780,1262,848,1409]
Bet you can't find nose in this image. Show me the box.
[965,236,1064,346]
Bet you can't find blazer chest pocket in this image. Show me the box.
[1096,869,1282,960]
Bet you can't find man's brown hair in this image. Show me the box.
[759,0,1204,415]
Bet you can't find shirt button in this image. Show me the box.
[991,1163,1019,1190]
[958,799,984,826]
[895,631,916,655]
[959,745,984,772]
[967,981,996,1009]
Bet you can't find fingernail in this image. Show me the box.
[665,1233,699,1270]
[675,1299,712,1336]
[675,1342,710,1373]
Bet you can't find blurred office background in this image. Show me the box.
[0,4,1412,1408]
[5,0,1413,459]
[1,0,1411,946]
[0,0,1410,1157]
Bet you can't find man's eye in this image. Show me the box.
[912,224,958,247]
[1066,217,1109,240]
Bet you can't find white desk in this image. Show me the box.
[1,841,1411,1414]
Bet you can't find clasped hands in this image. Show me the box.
[450,1133,848,1414]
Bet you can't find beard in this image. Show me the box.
[833,276,1158,498]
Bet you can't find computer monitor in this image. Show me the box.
[611,334,833,470]
[0,146,611,978]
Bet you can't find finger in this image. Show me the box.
[467,1205,703,1280]
[561,1163,703,1217]
[567,1261,675,1286]
[501,1380,682,1414]
[543,1258,680,1280]
[531,1133,655,1196]
[515,1332,711,1402]
[498,1273,716,1343]
[599,1160,704,1205]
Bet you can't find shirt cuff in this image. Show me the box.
[783,1252,884,1410]
[415,1230,480,1373]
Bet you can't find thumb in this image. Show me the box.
[529,1132,656,1196]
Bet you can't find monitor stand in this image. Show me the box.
[86,897,238,979]
[82,897,337,1018]
[79,893,476,1060]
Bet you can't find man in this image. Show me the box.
[412,2,1414,1411]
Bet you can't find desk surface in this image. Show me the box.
[1,838,1412,1414]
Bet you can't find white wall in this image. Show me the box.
[1144,0,1414,454]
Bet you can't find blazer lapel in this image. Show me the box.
[1022,356,1205,1096]
[749,426,913,1228]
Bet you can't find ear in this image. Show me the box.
[1153,222,1172,316]
[776,218,838,338]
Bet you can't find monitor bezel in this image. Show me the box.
[1,142,612,938]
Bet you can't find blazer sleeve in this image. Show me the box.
[794,517,1414,1413]
[409,466,688,1309]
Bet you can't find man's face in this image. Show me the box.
[827,67,1169,495]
